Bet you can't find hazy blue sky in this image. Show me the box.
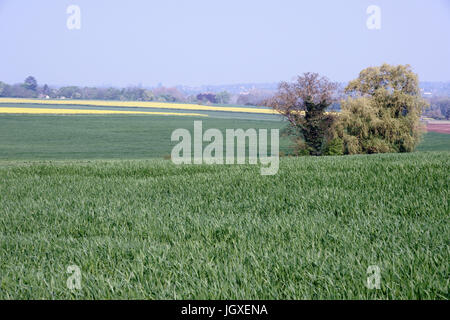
[0,0,449,87]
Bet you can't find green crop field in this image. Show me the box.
[0,114,449,299]
[0,114,289,160]
[416,131,450,152]
[0,114,449,160]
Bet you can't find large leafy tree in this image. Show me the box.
[23,76,38,91]
[337,64,428,154]
[42,84,51,96]
[265,72,337,155]
[216,91,231,104]
[0,81,9,97]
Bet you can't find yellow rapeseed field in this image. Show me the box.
[0,107,208,117]
[0,98,277,114]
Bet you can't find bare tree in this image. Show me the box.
[265,73,338,155]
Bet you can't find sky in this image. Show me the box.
[0,0,449,87]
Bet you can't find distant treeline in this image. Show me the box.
[0,76,275,106]
[422,97,450,120]
[0,77,447,118]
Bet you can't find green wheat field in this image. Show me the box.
[0,113,449,299]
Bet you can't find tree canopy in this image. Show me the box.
[337,64,428,153]
[24,76,38,91]
[266,72,338,155]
